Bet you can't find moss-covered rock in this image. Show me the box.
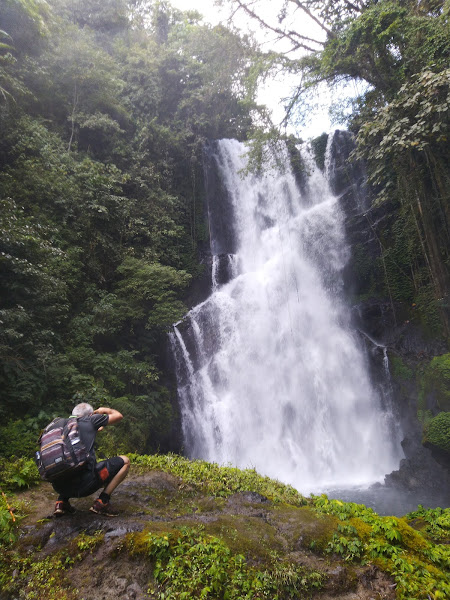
[310,132,329,172]
[389,355,413,381]
[419,353,450,413]
[423,411,450,453]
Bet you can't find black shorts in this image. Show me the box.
[53,457,125,499]
[94,457,125,488]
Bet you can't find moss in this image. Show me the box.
[272,505,338,552]
[423,411,450,452]
[1,531,105,600]
[415,283,443,337]
[395,518,430,551]
[350,243,379,300]
[421,353,450,411]
[417,408,434,426]
[194,496,226,513]
[389,354,413,381]
[349,516,373,542]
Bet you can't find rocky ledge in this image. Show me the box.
[3,454,449,600]
[2,467,400,600]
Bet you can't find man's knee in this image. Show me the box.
[119,455,130,471]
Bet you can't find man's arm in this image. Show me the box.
[93,407,123,425]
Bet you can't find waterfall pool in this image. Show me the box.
[326,484,449,517]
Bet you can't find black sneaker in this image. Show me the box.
[89,498,119,517]
[53,500,76,517]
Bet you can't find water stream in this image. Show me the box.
[170,138,403,498]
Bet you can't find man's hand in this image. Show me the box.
[93,407,123,425]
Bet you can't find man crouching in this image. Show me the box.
[52,402,130,517]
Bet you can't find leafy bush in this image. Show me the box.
[312,495,450,600]
[129,453,308,506]
[95,392,174,457]
[0,457,40,491]
[0,412,54,459]
[406,505,450,544]
[0,492,21,547]
[422,412,450,453]
[127,526,324,599]
[310,132,329,171]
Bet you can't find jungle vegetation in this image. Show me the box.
[0,0,264,456]
[1,0,449,460]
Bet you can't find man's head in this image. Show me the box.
[72,402,94,417]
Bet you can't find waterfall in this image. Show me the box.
[170,138,402,494]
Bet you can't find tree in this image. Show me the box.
[0,0,50,101]
[0,0,262,454]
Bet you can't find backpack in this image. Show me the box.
[35,417,90,481]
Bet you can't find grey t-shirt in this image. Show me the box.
[76,413,109,462]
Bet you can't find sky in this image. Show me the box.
[169,0,334,138]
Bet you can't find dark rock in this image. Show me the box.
[328,129,370,216]
[227,491,270,505]
[212,253,238,286]
[203,140,238,257]
[125,582,145,600]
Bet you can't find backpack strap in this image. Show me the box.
[63,417,83,466]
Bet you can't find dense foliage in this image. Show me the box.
[313,495,450,600]
[0,0,262,456]
[127,526,324,599]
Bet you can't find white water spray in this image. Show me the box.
[170,139,402,494]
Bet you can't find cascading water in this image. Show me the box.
[170,138,402,495]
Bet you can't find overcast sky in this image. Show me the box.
[169,0,333,138]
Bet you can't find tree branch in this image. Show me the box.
[288,0,335,38]
[343,0,363,13]
[68,82,78,152]
[233,0,324,52]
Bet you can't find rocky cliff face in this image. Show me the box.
[328,129,450,496]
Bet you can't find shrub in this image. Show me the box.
[423,412,450,453]
[0,457,40,492]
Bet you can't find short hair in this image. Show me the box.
[72,402,94,417]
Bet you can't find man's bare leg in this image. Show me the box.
[103,455,130,496]
[90,456,130,515]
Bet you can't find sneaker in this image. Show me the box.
[89,498,119,517]
[53,500,76,517]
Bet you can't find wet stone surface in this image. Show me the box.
[10,470,397,600]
